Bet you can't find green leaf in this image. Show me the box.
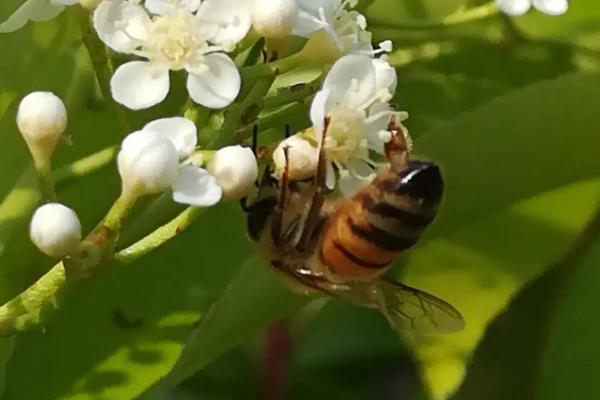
[449,194,600,400]
[538,218,600,399]
[404,178,600,400]
[142,256,308,398]
[358,0,464,25]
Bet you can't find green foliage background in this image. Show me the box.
[1,0,600,399]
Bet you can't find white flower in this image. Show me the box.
[30,203,82,257]
[145,0,201,15]
[0,0,82,33]
[206,145,258,200]
[118,117,222,206]
[17,91,67,166]
[272,134,318,181]
[309,54,406,195]
[93,0,251,110]
[293,0,373,61]
[496,0,568,16]
[252,0,299,38]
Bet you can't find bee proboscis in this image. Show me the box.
[244,119,464,334]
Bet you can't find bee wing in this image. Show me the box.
[375,278,465,334]
[316,277,464,335]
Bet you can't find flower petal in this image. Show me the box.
[323,54,376,111]
[143,117,198,157]
[325,162,336,190]
[365,101,392,153]
[196,0,252,47]
[172,165,223,207]
[297,0,339,19]
[186,53,241,109]
[309,88,331,134]
[532,0,568,15]
[111,61,170,110]
[339,169,374,197]
[293,10,327,37]
[347,158,374,178]
[93,0,150,53]
[496,0,532,16]
[145,0,201,15]
[372,57,397,97]
[0,0,64,33]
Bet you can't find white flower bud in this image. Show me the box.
[16,91,67,166]
[273,134,318,181]
[30,203,82,257]
[253,0,299,38]
[207,145,258,200]
[117,130,178,197]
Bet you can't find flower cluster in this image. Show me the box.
[5,0,570,260]
[274,53,405,196]
[93,0,250,110]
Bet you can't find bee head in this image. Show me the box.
[398,161,444,204]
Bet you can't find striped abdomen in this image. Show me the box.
[319,161,443,279]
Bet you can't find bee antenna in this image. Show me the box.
[285,124,291,139]
[385,117,409,172]
[315,117,330,188]
[251,124,258,156]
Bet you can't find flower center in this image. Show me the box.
[324,107,368,165]
[145,13,204,70]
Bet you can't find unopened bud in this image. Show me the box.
[272,134,318,181]
[253,0,299,38]
[30,203,82,257]
[117,130,178,197]
[207,145,258,200]
[17,91,67,166]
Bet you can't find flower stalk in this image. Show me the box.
[76,6,130,135]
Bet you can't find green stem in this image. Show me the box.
[208,76,276,148]
[102,192,137,233]
[35,161,57,201]
[53,146,117,186]
[115,207,204,264]
[369,2,499,31]
[498,11,527,43]
[182,100,210,125]
[0,192,137,333]
[0,205,204,334]
[0,261,67,335]
[240,52,304,80]
[239,102,309,144]
[76,6,130,135]
[263,79,320,109]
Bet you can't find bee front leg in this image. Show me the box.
[296,117,331,252]
[271,145,291,247]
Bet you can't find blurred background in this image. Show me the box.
[1,0,600,399]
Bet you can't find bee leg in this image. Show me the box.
[271,146,291,247]
[239,125,262,211]
[296,117,331,252]
[282,215,301,243]
[285,124,291,139]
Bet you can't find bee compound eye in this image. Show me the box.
[399,162,444,202]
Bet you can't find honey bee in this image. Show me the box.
[244,119,464,334]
